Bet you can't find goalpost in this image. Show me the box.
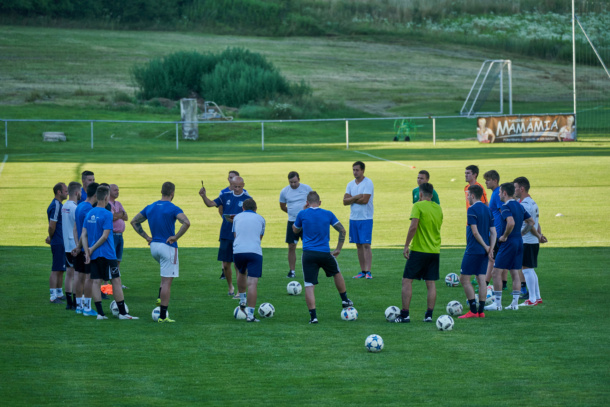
[460,60,512,117]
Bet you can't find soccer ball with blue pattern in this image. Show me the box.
[341,307,358,321]
[365,334,384,352]
[258,302,275,318]
[110,300,129,318]
[287,281,302,295]
[385,306,400,322]
[445,273,460,287]
[151,306,167,322]
[436,314,454,331]
[233,306,247,320]
[446,300,463,316]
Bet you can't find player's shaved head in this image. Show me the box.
[307,191,321,204]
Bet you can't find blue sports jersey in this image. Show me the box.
[47,198,64,245]
[84,207,116,260]
[498,200,531,240]
[140,200,184,248]
[488,187,502,232]
[465,201,494,255]
[294,207,340,253]
[214,191,252,241]
[78,187,87,204]
[75,201,93,244]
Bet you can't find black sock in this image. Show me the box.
[485,281,489,286]
[400,309,409,318]
[425,309,433,319]
[521,282,526,288]
[339,291,348,302]
[95,301,104,315]
[478,301,486,314]
[469,299,477,313]
[502,280,507,288]
[65,292,73,307]
[117,300,127,315]
[160,305,168,319]
[158,287,162,299]
[72,293,76,304]
[309,309,317,320]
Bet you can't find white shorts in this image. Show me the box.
[150,242,179,278]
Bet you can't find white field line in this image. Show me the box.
[0,154,7,178]
[353,150,413,168]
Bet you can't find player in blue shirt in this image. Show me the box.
[82,186,138,320]
[485,182,536,312]
[131,182,190,323]
[77,170,95,204]
[47,182,68,303]
[293,191,353,324]
[484,170,508,290]
[200,176,252,298]
[458,184,496,319]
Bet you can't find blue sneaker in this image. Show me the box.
[520,287,529,300]
[83,309,98,317]
[353,272,366,279]
[75,307,83,315]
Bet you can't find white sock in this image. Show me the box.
[56,288,63,297]
[494,291,502,307]
[240,292,247,303]
[523,268,537,302]
[50,289,56,300]
[246,307,255,318]
[76,297,83,309]
[85,298,92,311]
[512,291,520,305]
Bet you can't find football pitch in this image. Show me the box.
[1,138,609,406]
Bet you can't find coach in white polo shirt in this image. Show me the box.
[131,182,190,323]
[343,160,374,279]
[279,171,312,279]
[233,199,266,322]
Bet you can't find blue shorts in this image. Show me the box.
[233,253,263,278]
[349,219,373,245]
[460,253,488,276]
[113,233,124,262]
[217,239,234,263]
[51,244,66,272]
[494,238,523,270]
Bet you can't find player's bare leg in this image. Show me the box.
[246,277,258,308]
[160,277,173,307]
[425,280,436,311]
[333,273,347,293]
[223,261,234,294]
[288,243,297,272]
[460,273,475,300]
[401,278,413,311]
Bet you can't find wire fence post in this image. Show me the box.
[345,120,349,149]
[261,122,265,151]
[4,121,7,148]
[176,123,179,150]
[432,118,436,146]
[90,121,94,149]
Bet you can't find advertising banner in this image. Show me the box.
[477,115,576,143]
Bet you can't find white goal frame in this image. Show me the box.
[460,59,513,117]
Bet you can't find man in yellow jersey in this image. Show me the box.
[395,183,443,323]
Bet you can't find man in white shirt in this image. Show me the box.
[233,199,266,322]
[279,171,312,278]
[343,161,374,279]
[61,181,81,310]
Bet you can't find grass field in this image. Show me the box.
[1,24,609,406]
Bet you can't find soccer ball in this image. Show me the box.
[384,305,400,322]
[151,306,168,322]
[258,302,275,318]
[365,334,384,353]
[446,300,463,316]
[234,306,247,320]
[486,286,495,306]
[445,273,460,287]
[287,281,302,295]
[436,314,454,331]
[110,300,129,318]
[341,307,358,321]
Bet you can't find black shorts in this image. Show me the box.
[90,257,120,281]
[302,250,340,285]
[65,252,76,269]
[286,221,302,244]
[74,251,87,274]
[403,251,440,281]
[522,243,539,269]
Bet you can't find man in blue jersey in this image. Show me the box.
[200,176,252,298]
[131,182,190,323]
[458,185,496,319]
[279,171,312,278]
[484,183,538,311]
[78,170,95,204]
[293,191,353,324]
[46,182,68,304]
[218,170,245,280]
[233,199,266,322]
[82,186,138,320]
[484,170,503,287]
[72,182,99,316]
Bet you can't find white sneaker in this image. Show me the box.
[505,303,519,310]
[97,314,108,320]
[484,302,502,311]
[118,314,139,320]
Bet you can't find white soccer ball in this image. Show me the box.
[384,305,400,322]
[258,302,275,318]
[287,281,302,295]
[486,286,495,306]
[436,314,454,331]
[110,300,129,318]
[234,306,247,320]
[365,334,384,353]
[341,307,358,321]
[151,306,168,322]
[445,273,460,287]
[446,300,463,316]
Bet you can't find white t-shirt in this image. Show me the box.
[520,197,539,244]
[61,200,78,252]
[279,183,312,222]
[345,177,374,220]
[232,210,265,256]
